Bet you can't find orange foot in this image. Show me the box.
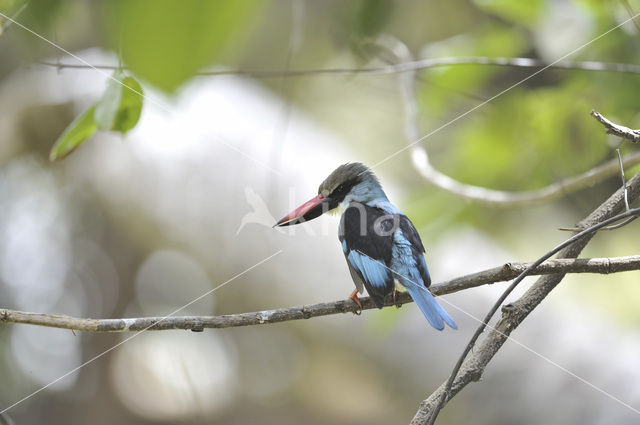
[349,289,363,314]
[392,289,402,308]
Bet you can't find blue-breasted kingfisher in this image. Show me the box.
[275,162,457,330]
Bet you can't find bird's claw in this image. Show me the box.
[349,289,363,315]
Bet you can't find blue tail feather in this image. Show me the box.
[405,282,457,331]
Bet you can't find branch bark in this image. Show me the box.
[1,255,639,333]
[411,169,640,425]
[38,57,640,78]
[591,110,640,142]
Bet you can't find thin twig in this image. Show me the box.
[617,149,630,211]
[413,169,640,425]
[413,149,640,207]
[36,57,640,78]
[558,216,639,232]
[2,255,640,332]
[559,147,634,231]
[591,110,640,142]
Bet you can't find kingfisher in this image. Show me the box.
[275,162,457,330]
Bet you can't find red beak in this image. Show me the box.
[274,195,329,227]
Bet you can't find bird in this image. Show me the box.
[274,162,457,330]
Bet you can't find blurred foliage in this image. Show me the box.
[2,0,638,306]
[4,0,62,33]
[473,0,546,26]
[7,0,267,158]
[442,85,609,190]
[0,0,25,11]
[2,1,640,424]
[402,0,640,237]
[355,0,394,38]
[420,26,527,112]
[337,0,396,60]
[0,0,24,35]
[102,0,265,92]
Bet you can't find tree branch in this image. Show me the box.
[1,255,640,333]
[383,36,640,423]
[412,148,640,207]
[411,169,640,425]
[380,38,640,208]
[591,110,640,142]
[37,57,640,78]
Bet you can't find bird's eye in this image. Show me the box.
[336,184,346,193]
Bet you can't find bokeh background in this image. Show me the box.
[1,1,640,424]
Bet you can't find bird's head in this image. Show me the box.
[274,162,386,227]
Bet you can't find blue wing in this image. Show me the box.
[347,250,390,289]
[339,204,395,308]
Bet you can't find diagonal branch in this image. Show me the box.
[385,35,640,423]
[1,255,640,332]
[411,169,640,425]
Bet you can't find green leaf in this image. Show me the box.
[94,74,143,133]
[112,76,144,133]
[49,105,98,161]
[50,74,143,161]
[94,72,124,131]
[104,0,264,92]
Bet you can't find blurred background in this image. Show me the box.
[1,0,640,424]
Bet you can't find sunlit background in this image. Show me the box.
[1,1,640,424]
